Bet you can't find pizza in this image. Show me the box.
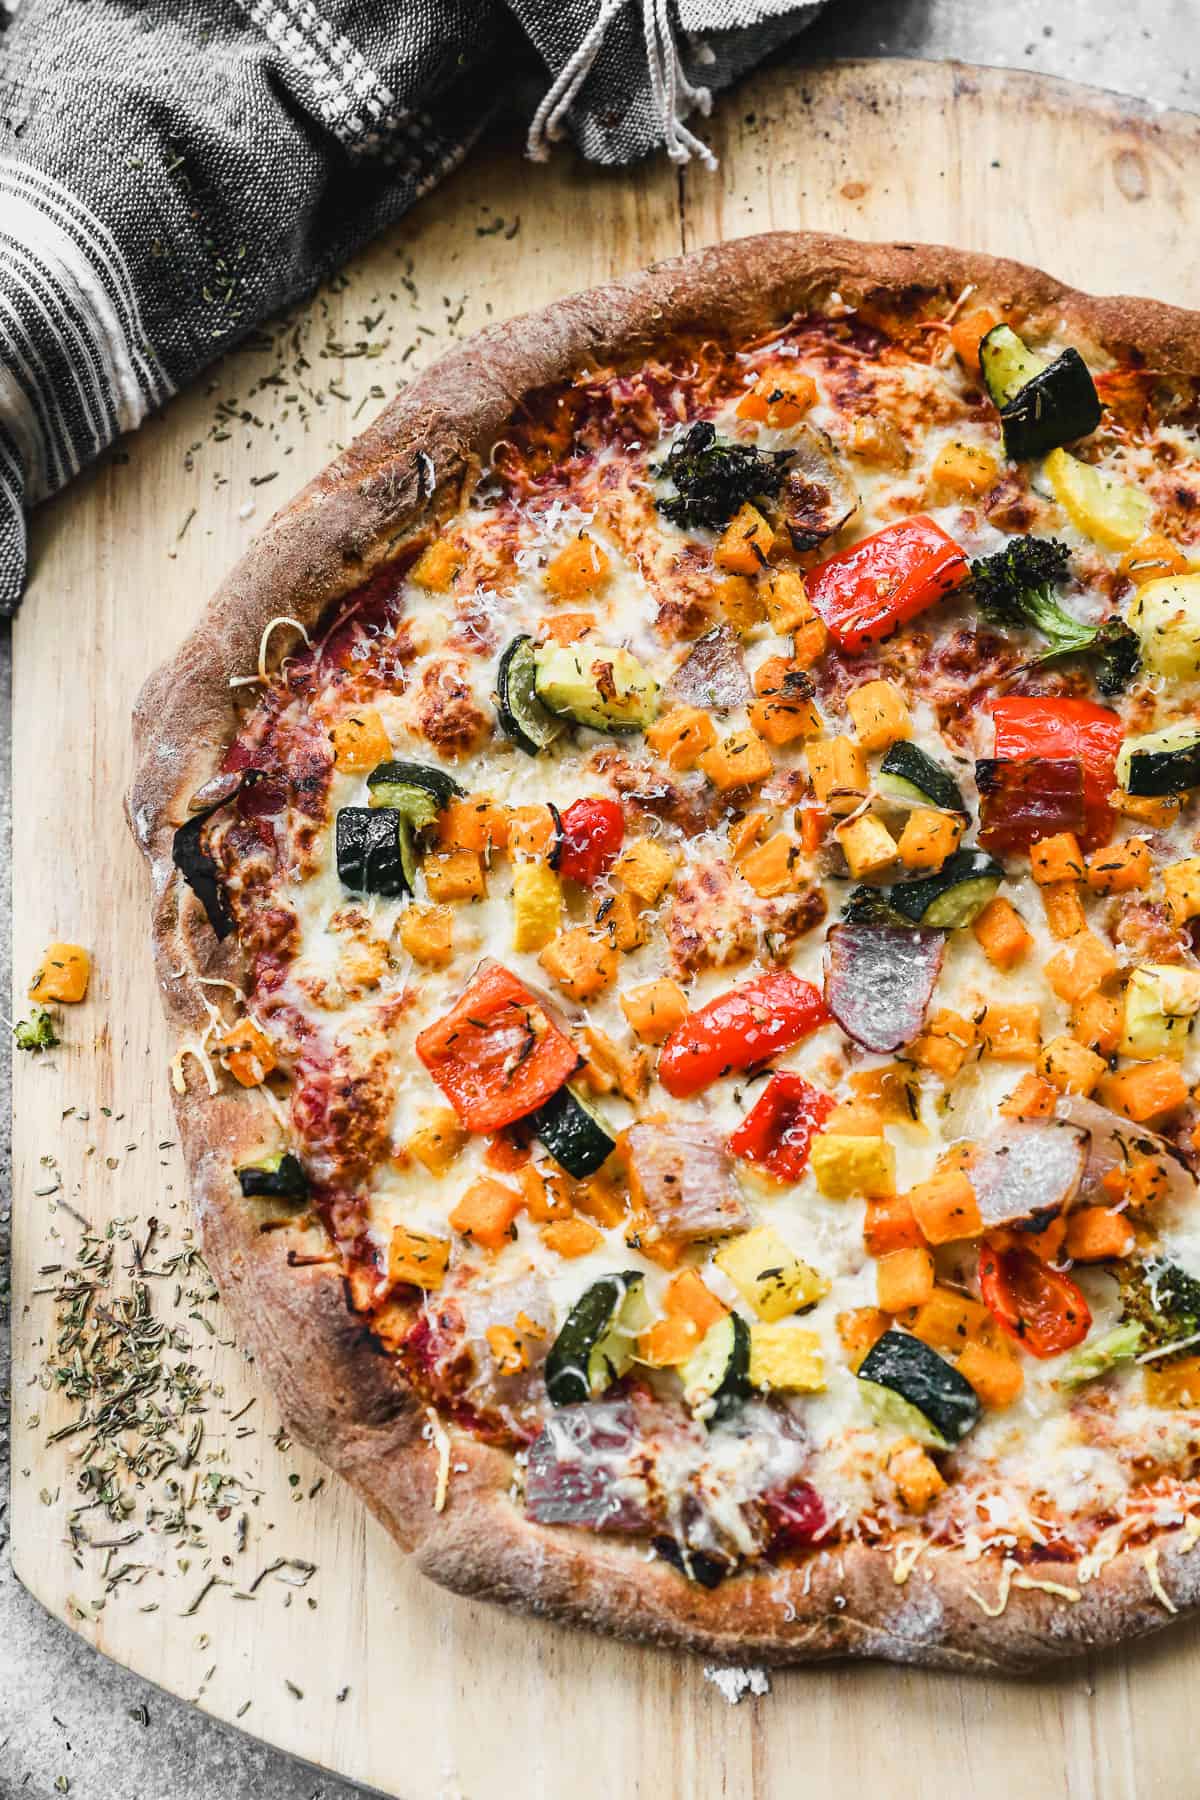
[129,233,1200,1671]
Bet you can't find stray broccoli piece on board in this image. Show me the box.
[13,1006,60,1053]
[969,535,1142,696]
[655,422,792,530]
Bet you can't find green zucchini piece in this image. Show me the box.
[1116,725,1200,797]
[529,1083,617,1179]
[885,849,1005,930]
[878,742,967,814]
[980,325,1101,461]
[496,634,565,755]
[858,1329,980,1444]
[681,1314,752,1424]
[858,1379,949,1451]
[545,1272,649,1406]
[980,324,1048,407]
[367,760,464,829]
[534,643,659,733]
[237,1151,308,1201]
[335,806,412,897]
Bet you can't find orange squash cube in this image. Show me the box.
[736,366,818,427]
[956,1340,1024,1408]
[1038,1033,1107,1097]
[714,502,774,574]
[907,1170,983,1244]
[876,1246,936,1312]
[1099,1059,1189,1123]
[698,728,774,793]
[29,942,90,1004]
[1040,882,1087,940]
[1044,934,1118,1005]
[980,1003,1042,1062]
[449,1178,523,1252]
[218,1021,277,1087]
[544,533,611,598]
[836,1307,890,1369]
[1030,832,1085,885]
[863,1194,924,1256]
[1086,838,1151,895]
[409,537,464,592]
[1065,1205,1135,1262]
[329,707,392,771]
[645,704,718,772]
[971,895,1033,970]
[539,928,618,1001]
[541,1218,604,1259]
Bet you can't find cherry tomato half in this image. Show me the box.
[557,797,624,885]
[978,1241,1092,1359]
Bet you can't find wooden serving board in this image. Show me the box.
[12,58,1200,1800]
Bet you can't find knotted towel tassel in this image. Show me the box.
[527,0,716,168]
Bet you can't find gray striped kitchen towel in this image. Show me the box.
[0,0,828,614]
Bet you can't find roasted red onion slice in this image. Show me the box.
[824,923,944,1054]
[667,624,749,709]
[626,1122,749,1241]
[976,757,1085,853]
[778,424,860,550]
[968,1120,1089,1227]
[1053,1094,1195,1210]
[524,1404,655,1532]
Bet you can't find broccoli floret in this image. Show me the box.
[12,1006,60,1053]
[1117,1257,1200,1360]
[655,422,792,530]
[969,535,1142,696]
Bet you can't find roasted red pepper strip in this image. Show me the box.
[728,1072,835,1181]
[557,797,624,886]
[415,961,579,1132]
[990,696,1123,849]
[976,757,1086,853]
[804,516,969,651]
[978,1241,1092,1358]
[658,970,829,1099]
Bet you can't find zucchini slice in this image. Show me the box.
[545,1272,649,1406]
[981,325,1101,461]
[529,1083,617,1178]
[237,1151,308,1201]
[878,742,967,814]
[680,1314,752,1423]
[335,806,413,897]
[367,760,464,828]
[858,1329,980,1445]
[883,848,1005,930]
[534,643,659,733]
[496,634,566,756]
[1116,725,1200,797]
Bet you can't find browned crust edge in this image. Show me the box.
[128,230,1200,1672]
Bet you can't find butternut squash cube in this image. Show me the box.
[737,366,818,427]
[740,831,804,896]
[644,704,717,772]
[1065,1205,1135,1262]
[541,1218,604,1259]
[971,895,1033,970]
[980,1003,1042,1062]
[1086,837,1151,895]
[836,1307,891,1370]
[904,1288,993,1354]
[398,904,454,968]
[876,1246,935,1312]
[1030,832,1085,885]
[388,1226,450,1290]
[761,569,814,633]
[955,1341,1024,1408]
[409,537,464,592]
[846,679,910,752]
[1038,1033,1107,1097]
[698,728,774,792]
[1044,934,1118,1005]
[836,813,899,880]
[1163,857,1200,925]
[888,1441,946,1514]
[538,928,618,1001]
[544,533,611,598]
[1040,881,1087,940]
[930,440,999,496]
[613,839,676,905]
[329,707,391,771]
[422,849,486,903]
[449,1177,523,1252]
[29,943,90,1004]
[896,808,963,872]
[715,574,766,634]
[620,978,689,1044]
[407,1106,467,1175]
[506,805,557,859]
[907,1170,982,1244]
[1098,1059,1189,1123]
[910,1008,978,1081]
[595,890,646,951]
[806,735,868,814]
[218,1021,277,1088]
[437,795,508,854]
[714,502,774,574]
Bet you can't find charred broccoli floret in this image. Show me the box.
[12,1006,59,1053]
[969,535,1142,696]
[1117,1257,1200,1360]
[655,422,792,530]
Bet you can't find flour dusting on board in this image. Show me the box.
[703,1665,771,1704]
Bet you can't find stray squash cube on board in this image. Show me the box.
[30,943,90,1004]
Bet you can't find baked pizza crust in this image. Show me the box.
[128,231,1200,1670]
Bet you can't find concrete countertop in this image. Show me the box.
[2,1,1196,1794]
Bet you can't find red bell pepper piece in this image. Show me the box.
[976,757,1086,853]
[728,1073,834,1182]
[978,1241,1092,1359]
[990,696,1124,849]
[805,516,969,651]
[415,961,579,1132]
[556,797,624,886]
[658,970,829,1099]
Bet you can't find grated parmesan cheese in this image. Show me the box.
[703,1665,771,1705]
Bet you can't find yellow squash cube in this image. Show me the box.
[836,813,898,880]
[810,1133,896,1200]
[748,1324,825,1393]
[846,679,910,752]
[715,1226,828,1321]
[511,861,562,952]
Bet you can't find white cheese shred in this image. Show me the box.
[967,1558,1081,1619]
[228,614,311,688]
[1143,1547,1177,1614]
[424,1406,451,1514]
[170,1039,218,1096]
[703,1666,770,1705]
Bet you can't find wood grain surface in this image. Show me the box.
[12,58,1200,1800]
